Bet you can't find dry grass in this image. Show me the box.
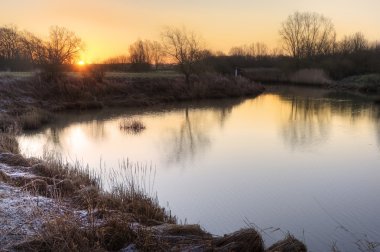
[0,147,310,251]
[162,224,208,237]
[106,71,181,79]
[290,68,332,85]
[0,71,34,78]
[191,73,264,99]
[22,213,137,252]
[18,108,53,130]
[15,214,100,252]
[266,234,307,252]
[0,113,19,133]
[339,74,380,93]
[0,153,30,166]
[0,133,19,154]
[214,228,264,251]
[120,119,146,134]
[4,153,176,251]
[32,152,98,191]
[0,169,10,183]
[29,152,175,222]
[2,72,263,112]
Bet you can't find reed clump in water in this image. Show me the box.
[119,119,146,134]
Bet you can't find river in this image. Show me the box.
[18,86,380,251]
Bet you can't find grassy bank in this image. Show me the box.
[0,71,263,130]
[242,68,380,101]
[0,133,307,251]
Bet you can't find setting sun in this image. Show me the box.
[78,60,85,65]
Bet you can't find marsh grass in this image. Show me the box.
[106,70,181,79]
[36,151,99,190]
[19,213,139,252]
[6,153,176,251]
[18,107,53,130]
[0,133,19,154]
[0,113,19,133]
[339,74,380,93]
[0,71,34,78]
[163,224,207,237]
[101,159,176,224]
[119,119,146,134]
[0,153,30,166]
[290,68,332,85]
[266,234,307,252]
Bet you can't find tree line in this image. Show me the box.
[0,25,82,75]
[1,11,380,81]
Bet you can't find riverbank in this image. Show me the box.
[0,74,309,251]
[0,72,263,130]
[242,68,380,102]
[0,134,307,251]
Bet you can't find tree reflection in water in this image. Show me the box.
[280,93,380,150]
[162,101,236,166]
[281,96,331,150]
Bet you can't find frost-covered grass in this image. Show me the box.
[338,74,380,93]
[0,71,34,78]
[0,147,179,251]
[0,181,65,249]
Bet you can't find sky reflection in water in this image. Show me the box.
[19,87,380,251]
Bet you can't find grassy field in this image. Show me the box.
[105,70,181,78]
[0,71,34,78]
[0,70,181,79]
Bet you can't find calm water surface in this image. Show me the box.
[19,86,380,251]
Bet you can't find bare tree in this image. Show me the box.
[338,32,368,54]
[279,12,336,59]
[128,39,152,71]
[20,31,45,64]
[0,25,22,61]
[229,46,247,57]
[229,43,268,58]
[42,26,83,75]
[161,26,204,85]
[149,40,164,70]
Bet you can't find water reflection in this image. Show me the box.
[281,96,331,150]
[277,89,380,150]
[163,108,211,165]
[18,88,380,251]
[20,99,243,165]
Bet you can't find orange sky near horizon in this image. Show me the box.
[1,0,379,62]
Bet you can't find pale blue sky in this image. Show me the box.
[1,0,379,61]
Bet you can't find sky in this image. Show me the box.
[1,0,379,62]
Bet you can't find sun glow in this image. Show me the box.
[78,60,85,65]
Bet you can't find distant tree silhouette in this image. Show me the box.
[20,31,45,65]
[0,25,21,61]
[150,40,164,70]
[279,12,336,59]
[128,39,152,71]
[0,25,29,70]
[229,43,269,58]
[338,32,369,55]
